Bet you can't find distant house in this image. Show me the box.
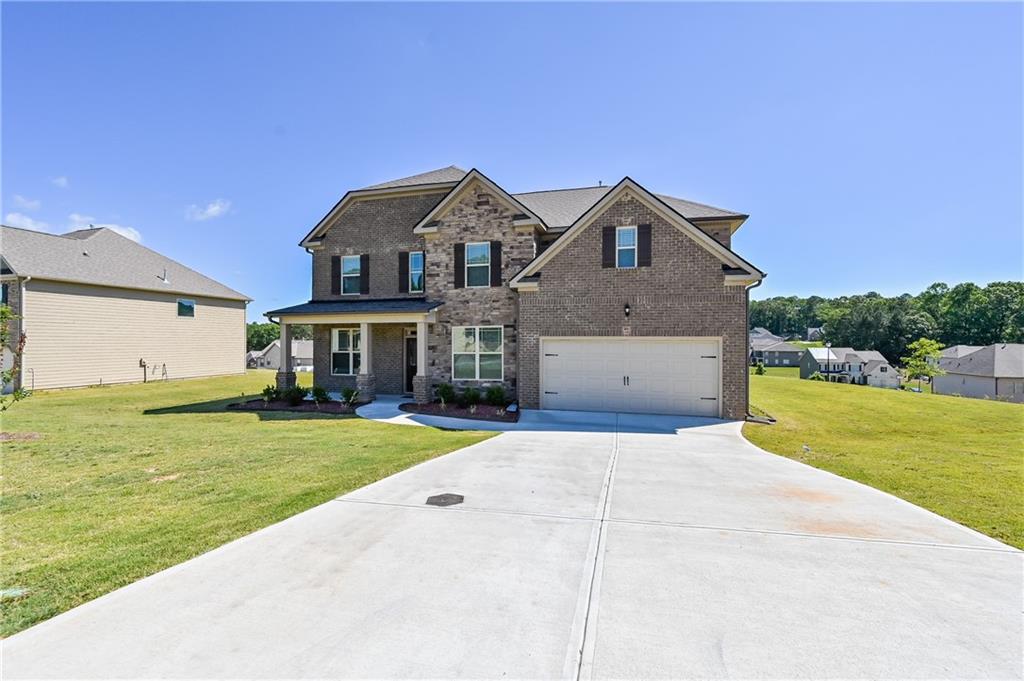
[1,225,249,392]
[932,344,1024,402]
[250,339,314,372]
[750,327,785,364]
[759,341,804,367]
[806,327,823,341]
[928,344,982,368]
[800,347,900,389]
[245,350,262,369]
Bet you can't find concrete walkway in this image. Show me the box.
[5,411,1021,679]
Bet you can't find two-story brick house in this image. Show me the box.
[266,166,764,419]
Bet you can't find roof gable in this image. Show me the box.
[510,177,764,287]
[360,166,468,190]
[412,169,546,234]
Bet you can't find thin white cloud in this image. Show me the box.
[185,198,232,222]
[12,195,41,211]
[5,213,49,231]
[51,176,69,189]
[67,213,142,242]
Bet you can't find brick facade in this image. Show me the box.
[517,192,749,420]
[421,180,536,400]
[312,323,408,394]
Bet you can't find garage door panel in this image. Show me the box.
[540,338,720,417]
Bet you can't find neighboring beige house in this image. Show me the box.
[933,343,1024,402]
[266,166,764,419]
[1,225,249,391]
[248,339,314,371]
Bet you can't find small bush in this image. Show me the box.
[311,386,330,404]
[436,383,456,405]
[461,387,481,407]
[754,362,766,375]
[283,385,309,406]
[261,385,280,403]
[808,372,825,381]
[484,385,507,407]
[341,387,360,406]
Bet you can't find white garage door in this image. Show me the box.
[540,337,721,417]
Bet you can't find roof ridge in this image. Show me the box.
[512,185,609,196]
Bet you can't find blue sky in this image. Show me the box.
[3,2,1021,321]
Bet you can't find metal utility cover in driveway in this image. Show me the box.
[425,493,464,507]
[4,410,1020,680]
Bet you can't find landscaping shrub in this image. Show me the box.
[754,362,766,375]
[341,387,360,406]
[461,387,481,407]
[436,383,456,405]
[310,386,330,404]
[283,385,309,406]
[261,385,280,403]
[808,371,825,381]
[484,385,507,406]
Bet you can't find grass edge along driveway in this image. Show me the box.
[743,374,1023,549]
[1,371,493,637]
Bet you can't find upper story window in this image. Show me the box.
[177,299,195,317]
[616,226,637,268]
[331,328,361,375]
[342,255,361,295]
[465,242,491,287]
[409,251,424,293]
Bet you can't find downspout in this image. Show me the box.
[745,278,763,419]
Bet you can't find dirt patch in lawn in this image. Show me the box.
[227,399,360,414]
[150,473,181,484]
[399,402,519,423]
[0,432,42,442]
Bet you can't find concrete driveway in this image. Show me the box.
[5,411,1020,679]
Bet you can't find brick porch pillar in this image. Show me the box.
[413,320,430,403]
[275,321,296,389]
[357,321,375,401]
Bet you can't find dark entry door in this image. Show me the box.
[405,337,417,393]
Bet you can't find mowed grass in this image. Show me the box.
[0,371,493,636]
[750,366,800,378]
[743,375,1024,548]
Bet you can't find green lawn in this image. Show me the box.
[750,366,800,379]
[0,371,492,636]
[743,375,1024,548]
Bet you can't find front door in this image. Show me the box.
[405,336,417,393]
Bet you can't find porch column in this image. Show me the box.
[356,321,376,401]
[412,321,431,404]
[275,321,296,390]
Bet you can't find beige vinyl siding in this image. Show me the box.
[21,279,246,390]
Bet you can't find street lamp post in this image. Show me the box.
[824,341,832,382]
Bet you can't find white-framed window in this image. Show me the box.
[341,255,361,295]
[782,359,790,365]
[409,251,425,293]
[452,326,503,380]
[465,242,490,288]
[616,226,637,268]
[177,298,195,317]
[331,328,361,375]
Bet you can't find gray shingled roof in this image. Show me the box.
[357,167,745,228]
[939,344,1024,378]
[760,341,804,353]
[361,166,468,190]
[0,225,249,301]
[939,344,982,359]
[265,298,442,317]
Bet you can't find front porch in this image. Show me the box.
[265,299,441,404]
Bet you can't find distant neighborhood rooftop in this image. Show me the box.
[0,225,249,301]
[939,344,1024,379]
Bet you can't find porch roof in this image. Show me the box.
[265,298,442,323]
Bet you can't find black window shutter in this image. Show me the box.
[398,251,409,293]
[489,241,502,287]
[601,226,615,268]
[638,224,652,267]
[454,243,465,288]
[330,256,341,295]
[359,254,370,294]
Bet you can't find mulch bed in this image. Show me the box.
[227,399,360,414]
[399,402,519,423]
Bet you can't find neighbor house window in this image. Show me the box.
[616,226,637,268]
[880,366,887,373]
[409,251,425,293]
[0,283,7,305]
[177,299,195,317]
[452,326,503,380]
[331,328,361,375]
[342,255,361,295]
[465,242,491,288]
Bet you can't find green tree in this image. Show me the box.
[246,322,279,352]
[0,305,30,411]
[901,337,945,391]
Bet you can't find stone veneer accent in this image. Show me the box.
[517,192,749,420]
[422,179,538,400]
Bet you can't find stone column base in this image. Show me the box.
[275,371,296,390]
[356,373,376,402]
[412,375,431,404]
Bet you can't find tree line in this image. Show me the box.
[246,322,312,352]
[750,281,1024,362]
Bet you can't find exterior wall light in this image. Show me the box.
[624,303,631,318]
